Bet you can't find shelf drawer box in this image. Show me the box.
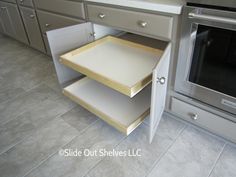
[34,0,85,19]
[64,77,151,135]
[87,4,173,40]
[37,10,84,34]
[171,97,236,142]
[60,35,165,97]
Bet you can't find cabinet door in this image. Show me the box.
[1,1,28,43]
[47,22,120,86]
[20,6,45,52]
[47,23,94,86]
[149,43,171,143]
[0,3,15,36]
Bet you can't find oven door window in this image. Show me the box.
[189,24,236,98]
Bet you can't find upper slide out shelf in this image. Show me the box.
[60,35,165,97]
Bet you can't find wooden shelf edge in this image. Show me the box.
[63,81,149,135]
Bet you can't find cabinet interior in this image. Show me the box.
[47,23,169,136]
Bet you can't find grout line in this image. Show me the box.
[82,134,128,177]
[207,143,227,177]
[22,118,100,177]
[145,124,187,177]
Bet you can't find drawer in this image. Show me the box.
[60,35,165,98]
[171,97,236,142]
[34,0,85,19]
[87,4,173,40]
[37,10,84,34]
[17,0,33,7]
[1,0,16,3]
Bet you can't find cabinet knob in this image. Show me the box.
[98,13,106,19]
[157,77,166,85]
[190,113,198,120]
[138,20,148,28]
[29,14,35,19]
[20,0,24,3]
[45,23,50,27]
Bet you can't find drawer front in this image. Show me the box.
[34,0,85,19]
[37,10,84,34]
[171,97,236,142]
[87,5,173,40]
[1,0,16,3]
[17,0,33,7]
[20,7,45,52]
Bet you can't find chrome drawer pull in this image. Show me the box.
[45,23,50,27]
[29,14,35,19]
[190,113,198,120]
[98,13,106,19]
[157,77,166,85]
[138,20,147,28]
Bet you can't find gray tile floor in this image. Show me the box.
[0,34,236,177]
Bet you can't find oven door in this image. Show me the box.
[175,6,236,115]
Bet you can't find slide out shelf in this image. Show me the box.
[60,36,164,97]
[63,77,151,135]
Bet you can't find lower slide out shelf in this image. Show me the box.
[63,77,151,135]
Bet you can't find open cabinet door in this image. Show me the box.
[149,44,171,143]
[47,22,120,87]
[47,22,94,87]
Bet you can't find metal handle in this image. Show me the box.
[20,0,24,3]
[45,23,50,27]
[138,20,147,28]
[98,13,105,19]
[188,12,236,25]
[189,113,198,120]
[29,14,35,19]
[157,77,166,85]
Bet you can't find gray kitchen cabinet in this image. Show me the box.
[47,11,171,142]
[20,6,45,52]
[34,0,85,19]
[0,1,28,44]
[0,17,4,33]
[37,10,84,34]
[17,0,34,8]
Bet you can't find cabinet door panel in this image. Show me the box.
[0,2,15,36]
[20,6,45,52]
[149,43,171,143]
[1,1,28,43]
[47,22,94,86]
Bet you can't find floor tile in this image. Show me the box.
[0,84,74,125]
[0,88,75,154]
[25,120,125,177]
[0,118,78,177]
[61,106,98,132]
[209,144,236,177]
[86,114,185,177]
[147,126,225,177]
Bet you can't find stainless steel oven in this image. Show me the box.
[175,1,236,115]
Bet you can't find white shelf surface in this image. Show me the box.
[63,77,151,135]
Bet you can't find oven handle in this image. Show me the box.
[188,12,236,25]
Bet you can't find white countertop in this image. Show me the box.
[85,0,184,15]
